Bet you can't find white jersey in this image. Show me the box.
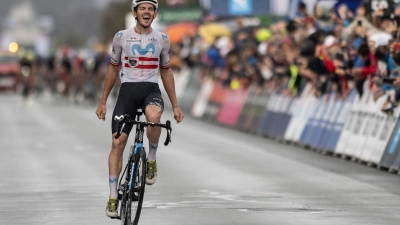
[110,28,171,83]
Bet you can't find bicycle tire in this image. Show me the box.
[127,147,147,225]
[119,181,129,225]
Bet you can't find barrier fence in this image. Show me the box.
[162,69,400,175]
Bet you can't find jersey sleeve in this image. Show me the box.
[110,31,124,67]
[159,33,171,69]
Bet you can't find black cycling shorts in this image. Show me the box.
[112,82,164,135]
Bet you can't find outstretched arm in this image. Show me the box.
[160,68,184,123]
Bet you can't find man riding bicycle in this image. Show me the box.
[95,0,184,218]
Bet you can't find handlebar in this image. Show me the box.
[114,114,172,146]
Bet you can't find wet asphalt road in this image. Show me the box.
[1,94,400,225]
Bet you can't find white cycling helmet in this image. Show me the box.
[132,0,158,11]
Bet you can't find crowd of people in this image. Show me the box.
[167,2,400,115]
[14,1,400,114]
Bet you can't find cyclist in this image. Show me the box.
[95,0,184,218]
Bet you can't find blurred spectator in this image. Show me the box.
[12,0,400,116]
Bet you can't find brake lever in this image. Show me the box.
[164,120,172,146]
[164,129,171,146]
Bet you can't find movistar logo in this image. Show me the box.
[109,178,117,183]
[132,44,155,55]
[115,32,123,37]
[162,34,168,40]
[114,115,124,120]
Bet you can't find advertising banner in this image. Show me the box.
[237,85,257,131]
[388,144,400,172]
[191,77,215,118]
[326,89,357,152]
[350,95,375,160]
[268,94,286,137]
[235,86,270,133]
[299,95,327,147]
[251,88,271,134]
[283,97,303,142]
[258,93,279,137]
[320,95,343,151]
[202,81,229,122]
[178,68,201,113]
[335,92,362,156]
[284,95,317,143]
[280,98,299,139]
[343,89,372,158]
[355,96,387,162]
[209,0,271,17]
[310,94,332,148]
[284,84,318,143]
[369,114,399,165]
[217,87,249,126]
[359,110,386,163]
[314,91,337,150]
[271,95,292,138]
[380,117,400,170]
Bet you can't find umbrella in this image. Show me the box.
[165,22,198,44]
[197,23,231,44]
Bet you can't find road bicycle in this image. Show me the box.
[114,109,172,225]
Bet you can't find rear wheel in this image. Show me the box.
[127,147,147,225]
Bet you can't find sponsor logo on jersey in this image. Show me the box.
[127,39,141,43]
[148,102,163,109]
[162,34,168,40]
[128,37,140,43]
[149,38,157,42]
[115,32,123,37]
[131,43,155,55]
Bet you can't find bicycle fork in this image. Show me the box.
[118,143,141,197]
[128,143,143,192]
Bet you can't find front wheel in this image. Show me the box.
[127,147,147,225]
[119,182,128,225]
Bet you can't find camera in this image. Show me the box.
[383,78,396,84]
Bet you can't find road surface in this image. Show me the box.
[1,94,400,225]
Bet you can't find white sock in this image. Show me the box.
[109,175,119,199]
[148,142,158,161]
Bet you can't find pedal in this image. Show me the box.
[118,184,127,200]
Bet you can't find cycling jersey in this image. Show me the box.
[110,28,171,83]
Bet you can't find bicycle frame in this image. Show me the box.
[114,110,172,224]
[119,111,146,195]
